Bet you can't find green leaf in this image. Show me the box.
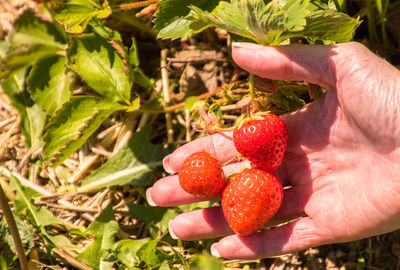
[189,254,224,270]
[9,175,63,228]
[239,0,293,45]
[184,96,198,110]
[114,239,149,267]
[12,10,66,49]
[27,55,72,116]
[1,44,60,79]
[189,0,309,45]
[153,0,219,40]
[189,2,254,42]
[0,215,35,255]
[73,34,132,103]
[271,88,306,112]
[189,0,359,45]
[53,0,112,33]
[127,204,178,231]
[76,204,119,268]
[0,70,46,149]
[43,96,126,167]
[47,235,80,252]
[159,260,171,270]
[78,126,173,192]
[137,240,168,267]
[276,9,361,44]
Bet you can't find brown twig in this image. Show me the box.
[52,248,92,270]
[0,184,29,270]
[161,49,174,143]
[116,0,159,10]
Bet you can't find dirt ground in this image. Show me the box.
[1,1,400,269]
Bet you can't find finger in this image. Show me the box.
[168,187,308,240]
[231,43,336,89]
[211,217,324,260]
[147,160,251,207]
[163,131,235,174]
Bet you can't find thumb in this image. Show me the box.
[231,42,336,89]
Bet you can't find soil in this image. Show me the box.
[1,1,400,269]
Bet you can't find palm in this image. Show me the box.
[281,42,400,244]
[148,42,400,259]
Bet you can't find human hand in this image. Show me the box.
[146,42,400,259]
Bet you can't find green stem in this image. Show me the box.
[249,73,263,110]
[367,0,378,42]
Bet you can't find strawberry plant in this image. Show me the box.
[0,0,382,269]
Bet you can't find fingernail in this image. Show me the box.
[210,243,221,257]
[146,188,158,206]
[232,42,263,49]
[163,154,176,174]
[169,220,178,239]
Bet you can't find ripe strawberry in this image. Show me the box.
[222,168,283,235]
[233,113,288,171]
[178,151,225,197]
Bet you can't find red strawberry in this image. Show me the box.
[221,168,283,235]
[233,113,288,171]
[178,151,225,197]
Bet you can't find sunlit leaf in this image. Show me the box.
[43,96,126,167]
[153,0,219,39]
[53,0,112,33]
[78,126,173,192]
[27,55,72,116]
[73,34,132,103]
[9,175,63,228]
[76,204,119,268]
[12,10,67,48]
[114,239,149,267]
[0,70,46,149]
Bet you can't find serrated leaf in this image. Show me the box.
[1,44,60,79]
[78,126,173,192]
[0,215,35,255]
[153,0,219,40]
[74,35,132,103]
[43,96,126,167]
[76,204,119,268]
[53,0,112,33]
[280,9,361,43]
[127,204,178,231]
[12,10,66,49]
[9,175,63,228]
[239,0,292,45]
[0,70,46,149]
[189,0,359,45]
[114,239,149,267]
[189,0,309,45]
[27,55,72,116]
[189,2,254,42]
[137,240,168,267]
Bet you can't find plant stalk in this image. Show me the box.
[0,184,29,270]
[249,73,263,110]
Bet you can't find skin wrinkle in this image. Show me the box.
[149,43,400,259]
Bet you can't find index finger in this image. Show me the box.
[163,131,236,174]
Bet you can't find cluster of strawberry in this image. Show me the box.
[178,113,288,235]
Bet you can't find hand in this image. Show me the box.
[146,42,400,259]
